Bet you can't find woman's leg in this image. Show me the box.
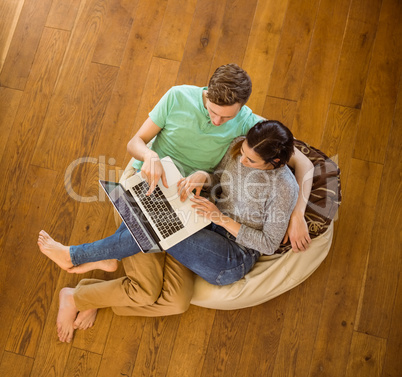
[166,226,260,286]
[69,222,140,265]
[38,223,141,271]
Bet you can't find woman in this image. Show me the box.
[39,120,298,286]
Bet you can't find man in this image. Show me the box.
[40,64,313,342]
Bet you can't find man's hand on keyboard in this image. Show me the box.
[141,152,168,195]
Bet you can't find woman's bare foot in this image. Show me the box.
[38,230,73,270]
[67,259,118,274]
[57,288,79,343]
[73,308,98,330]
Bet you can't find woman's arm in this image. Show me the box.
[285,147,314,251]
[127,117,168,195]
[190,196,241,236]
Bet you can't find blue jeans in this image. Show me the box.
[70,223,260,286]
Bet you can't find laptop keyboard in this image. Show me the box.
[132,181,184,239]
[115,196,154,250]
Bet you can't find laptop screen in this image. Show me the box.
[100,180,160,252]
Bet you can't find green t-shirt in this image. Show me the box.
[132,85,261,177]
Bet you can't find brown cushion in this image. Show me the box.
[275,140,341,254]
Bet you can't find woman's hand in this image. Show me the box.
[177,171,210,201]
[283,211,311,252]
[190,195,223,223]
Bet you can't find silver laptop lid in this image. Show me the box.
[99,180,162,253]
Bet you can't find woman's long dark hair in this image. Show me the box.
[231,120,294,168]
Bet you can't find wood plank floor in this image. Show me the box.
[0,0,401,376]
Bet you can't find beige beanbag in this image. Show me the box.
[118,140,340,310]
[190,222,333,309]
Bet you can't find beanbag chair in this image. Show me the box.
[118,140,341,310]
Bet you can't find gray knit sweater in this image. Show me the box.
[210,139,299,255]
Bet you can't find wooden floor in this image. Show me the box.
[0,0,401,376]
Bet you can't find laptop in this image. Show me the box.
[99,156,211,253]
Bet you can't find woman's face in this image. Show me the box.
[239,140,275,170]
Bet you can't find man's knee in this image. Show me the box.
[123,276,161,306]
[172,293,192,314]
[158,276,194,314]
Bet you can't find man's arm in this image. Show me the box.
[284,147,314,251]
[127,117,168,195]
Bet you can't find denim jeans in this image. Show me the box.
[70,222,261,286]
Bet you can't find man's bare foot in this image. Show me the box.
[57,288,79,343]
[38,230,73,270]
[67,259,118,274]
[73,308,98,330]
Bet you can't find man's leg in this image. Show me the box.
[112,254,195,317]
[73,252,166,310]
[57,252,166,342]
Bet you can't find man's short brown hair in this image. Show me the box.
[206,63,252,106]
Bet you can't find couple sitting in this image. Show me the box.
[38,64,314,343]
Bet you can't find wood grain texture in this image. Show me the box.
[0,0,53,90]
[176,0,227,86]
[0,87,22,161]
[29,271,85,377]
[92,0,138,67]
[242,0,290,114]
[96,315,146,377]
[62,347,102,377]
[271,257,333,377]
[381,279,402,377]
[236,295,289,377]
[209,0,258,71]
[199,309,252,377]
[0,27,70,253]
[354,79,402,339]
[291,0,351,147]
[331,0,382,108]
[166,306,215,377]
[345,332,387,377]
[46,0,82,30]
[0,166,58,357]
[31,0,117,171]
[309,159,383,377]
[154,0,198,61]
[131,316,181,377]
[353,0,402,163]
[32,62,119,171]
[267,0,320,101]
[320,104,360,193]
[262,96,297,130]
[0,351,33,377]
[91,0,169,166]
[129,57,180,136]
[0,0,25,72]
[331,18,377,109]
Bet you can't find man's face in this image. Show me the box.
[205,100,242,126]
